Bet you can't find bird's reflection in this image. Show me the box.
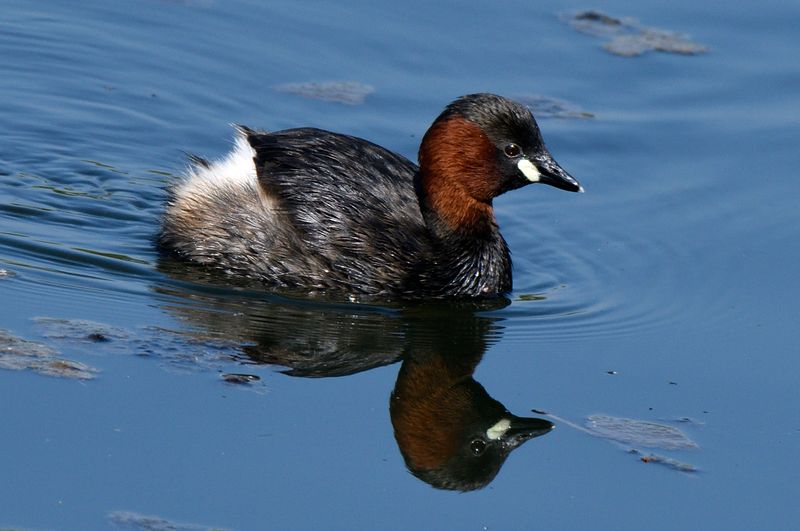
[390,308,553,491]
[156,259,554,491]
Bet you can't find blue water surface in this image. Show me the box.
[1,0,799,529]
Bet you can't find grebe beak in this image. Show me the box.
[502,414,555,448]
[519,152,583,193]
[486,414,555,449]
[538,152,583,193]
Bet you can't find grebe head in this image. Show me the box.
[417,94,582,224]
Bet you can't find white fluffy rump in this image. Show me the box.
[173,132,257,200]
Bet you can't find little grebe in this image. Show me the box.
[159,93,582,299]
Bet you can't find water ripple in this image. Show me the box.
[495,192,741,342]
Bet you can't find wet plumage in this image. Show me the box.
[159,94,582,299]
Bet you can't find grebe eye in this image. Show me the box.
[503,143,521,158]
[470,439,487,455]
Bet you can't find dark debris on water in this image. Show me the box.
[565,10,709,57]
[541,411,701,473]
[273,80,375,105]
[629,449,698,473]
[221,372,261,384]
[1,318,255,383]
[34,317,246,374]
[515,94,594,120]
[586,414,699,450]
[0,329,99,380]
[108,510,231,531]
[35,317,129,343]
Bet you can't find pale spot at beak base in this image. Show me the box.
[486,418,512,440]
[517,159,541,183]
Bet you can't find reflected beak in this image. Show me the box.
[519,153,583,193]
[502,414,555,449]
